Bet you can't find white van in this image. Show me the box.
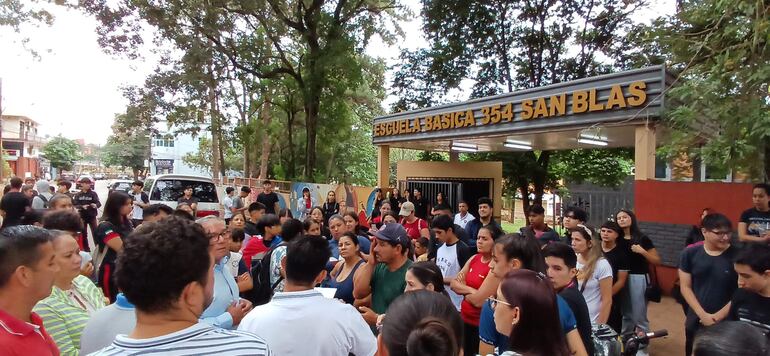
[142,174,221,218]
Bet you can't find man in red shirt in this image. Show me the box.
[399,201,429,241]
[0,226,60,356]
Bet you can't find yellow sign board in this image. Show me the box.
[373,81,647,138]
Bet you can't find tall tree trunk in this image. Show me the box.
[258,88,272,180]
[287,110,296,178]
[208,74,221,179]
[304,90,320,180]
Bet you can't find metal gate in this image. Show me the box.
[402,177,493,218]
[561,177,634,227]
[404,180,457,210]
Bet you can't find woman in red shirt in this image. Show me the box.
[450,225,504,355]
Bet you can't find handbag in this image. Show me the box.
[645,265,662,303]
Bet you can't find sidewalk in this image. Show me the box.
[647,296,685,355]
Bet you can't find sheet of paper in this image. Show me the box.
[314,287,337,299]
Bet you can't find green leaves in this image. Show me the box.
[643,0,770,179]
[41,136,82,171]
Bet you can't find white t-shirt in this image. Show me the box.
[436,242,464,311]
[227,252,243,278]
[576,258,613,323]
[131,192,144,220]
[454,212,476,229]
[223,196,234,219]
[238,289,376,356]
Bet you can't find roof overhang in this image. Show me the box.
[373,66,675,151]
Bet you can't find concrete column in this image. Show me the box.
[634,124,656,180]
[377,145,390,188]
[449,151,460,162]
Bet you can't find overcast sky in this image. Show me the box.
[0,0,674,145]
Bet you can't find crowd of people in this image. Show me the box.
[0,177,769,356]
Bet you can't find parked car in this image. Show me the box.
[94,172,106,180]
[108,179,133,194]
[117,174,130,180]
[142,174,220,218]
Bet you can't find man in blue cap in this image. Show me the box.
[353,223,413,326]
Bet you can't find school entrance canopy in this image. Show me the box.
[373,65,676,190]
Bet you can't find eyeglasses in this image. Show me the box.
[488,296,511,310]
[208,229,231,242]
[708,230,731,238]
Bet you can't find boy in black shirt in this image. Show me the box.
[73,178,101,251]
[0,177,30,229]
[256,180,280,215]
[729,242,770,331]
[543,243,595,356]
[679,213,739,355]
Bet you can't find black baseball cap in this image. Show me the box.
[371,223,410,247]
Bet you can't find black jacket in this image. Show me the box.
[73,190,101,219]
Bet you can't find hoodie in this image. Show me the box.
[32,180,53,209]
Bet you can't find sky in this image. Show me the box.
[0,0,675,145]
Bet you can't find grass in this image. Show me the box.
[500,219,527,233]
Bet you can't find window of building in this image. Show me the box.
[153,138,175,148]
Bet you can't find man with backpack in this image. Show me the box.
[197,216,253,329]
[31,180,52,210]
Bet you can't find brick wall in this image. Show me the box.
[638,221,692,267]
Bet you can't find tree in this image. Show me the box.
[642,0,770,180]
[392,0,646,212]
[102,134,149,178]
[81,0,405,180]
[182,136,241,175]
[42,136,81,171]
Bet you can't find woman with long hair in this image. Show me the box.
[450,225,503,355]
[405,261,448,296]
[571,225,613,324]
[479,233,586,356]
[34,230,106,355]
[600,221,629,333]
[378,290,463,356]
[616,209,660,348]
[322,190,340,223]
[430,191,447,216]
[343,211,371,253]
[327,232,365,304]
[94,191,134,302]
[297,187,314,220]
[371,188,384,220]
[310,206,331,238]
[738,183,770,243]
[389,188,405,216]
[493,269,571,356]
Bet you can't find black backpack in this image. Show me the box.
[245,242,287,306]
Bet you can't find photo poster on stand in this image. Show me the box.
[288,182,377,220]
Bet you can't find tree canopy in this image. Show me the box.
[42,136,81,171]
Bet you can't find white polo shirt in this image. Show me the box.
[238,289,376,356]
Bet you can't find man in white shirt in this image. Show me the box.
[454,200,476,229]
[223,187,236,225]
[431,214,472,311]
[239,236,376,356]
[91,216,271,356]
[130,181,149,227]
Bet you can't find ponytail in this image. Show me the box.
[406,317,459,356]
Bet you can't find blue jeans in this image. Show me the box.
[622,274,650,356]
